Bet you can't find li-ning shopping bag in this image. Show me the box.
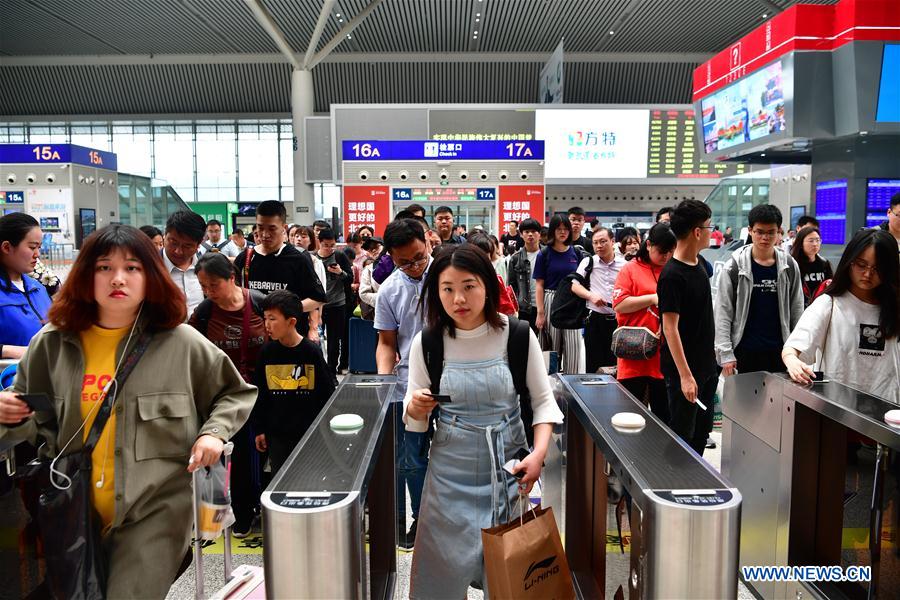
[482,502,576,599]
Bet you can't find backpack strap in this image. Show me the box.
[421,325,444,394]
[506,316,534,446]
[194,299,214,337]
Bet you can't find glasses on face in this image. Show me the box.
[396,256,428,272]
[890,210,900,219]
[851,259,879,276]
[805,237,822,245]
[751,229,778,239]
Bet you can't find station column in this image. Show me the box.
[292,68,315,216]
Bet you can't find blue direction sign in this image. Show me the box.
[476,188,496,200]
[392,188,412,201]
[343,140,544,161]
[0,144,118,171]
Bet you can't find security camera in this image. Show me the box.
[5,174,15,184]
[359,171,369,181]
[398,170,409,181]
[26,173,36,184]
[378,171,389,181]
[46,173,56,184]
[78,175,86,183]
[108,178,115,186]
[99,178,106,186]
[88,177,95,184]
[478,170,489,181]
[439,170,449,181]
[498,170,509,181]
[458,171,469,181]
[418,170,429,181]
[518,170,529,181]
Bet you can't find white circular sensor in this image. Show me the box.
[330,413,364,434]
[885,409,900,429]
[611,412,646,431]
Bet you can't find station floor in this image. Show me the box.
[166,430,757,599]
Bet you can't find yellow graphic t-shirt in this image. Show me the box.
[80,324,129,530]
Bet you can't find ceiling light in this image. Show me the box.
[347,34,352,39]
[608,30,615,35]
[474,30,478,34]
[762,13,767,18]
[336,12,341,17]
[476,13,481,16]
[475,18,480,22]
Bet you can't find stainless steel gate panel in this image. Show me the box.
[555,374,742,599]
[261,375,396,600]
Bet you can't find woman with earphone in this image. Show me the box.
[0,224,257,598]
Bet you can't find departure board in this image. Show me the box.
[815,179,848,245]
[647,109,747,179]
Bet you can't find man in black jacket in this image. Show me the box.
[316,228,353,374]
[506,218,543,331]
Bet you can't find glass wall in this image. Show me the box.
[0,119,296,204]
[705,175,771,236]
[117,173,190,229]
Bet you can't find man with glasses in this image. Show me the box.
[877,192,900,251]
[163,210,207,316]
[715,204,804,378]
[374,218,433,550]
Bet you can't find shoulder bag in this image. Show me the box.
[15,330,153,599]
[610,265,661,360]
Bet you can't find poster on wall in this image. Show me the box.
[343,186,391,239]
[535,109,650,179]
[498,186,545,232]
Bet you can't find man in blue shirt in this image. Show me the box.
[374,218,432,550]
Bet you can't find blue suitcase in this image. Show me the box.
[348,317,378,374]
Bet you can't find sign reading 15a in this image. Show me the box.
[32,146,62,161]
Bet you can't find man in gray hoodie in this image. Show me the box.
[715,204,805,375]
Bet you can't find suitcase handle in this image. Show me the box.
[192,442,234,600]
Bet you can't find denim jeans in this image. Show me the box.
[394,400,429,523]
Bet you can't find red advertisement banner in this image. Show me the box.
[343,185,391,238]
[692,0,900,101]
[497,185,545,231]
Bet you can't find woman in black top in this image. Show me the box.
[790,227,833,306]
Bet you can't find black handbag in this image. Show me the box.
[549,251,594,330]
[15,330,153,600]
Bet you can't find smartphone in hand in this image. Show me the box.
[16,393,52,412]
[503,448,531,479]
[423,393,452,403]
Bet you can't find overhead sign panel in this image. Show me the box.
[341,140,544,161]
[647,109,747,178]
[0,144,118,171]
[535,109,650,179]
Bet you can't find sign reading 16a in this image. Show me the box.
[32,146,61,161]
[350,143,381,158]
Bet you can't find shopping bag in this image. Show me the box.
[482,501,576,599]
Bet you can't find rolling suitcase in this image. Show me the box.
[348,317,378,373]
[192,443,265,600]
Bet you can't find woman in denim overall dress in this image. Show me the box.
[403,245,565,598]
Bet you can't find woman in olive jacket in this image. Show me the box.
[0,224,257,599]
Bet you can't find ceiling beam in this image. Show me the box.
[0,52,711,67]
[303,0,339,69]
[243,0,302,70]
[307,0,387,70]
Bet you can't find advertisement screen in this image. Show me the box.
[535,109,650,179]
[815,179,847,245]
[700,60,787,154]
[866,179,900,227]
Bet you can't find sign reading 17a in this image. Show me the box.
[505,142,533,157]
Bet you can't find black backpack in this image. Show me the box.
[192,290,266,336]
[550,250,593,329]
[421,316,536,446]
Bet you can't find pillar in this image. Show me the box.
[292,68,315,218]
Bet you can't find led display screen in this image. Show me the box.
[866,179,900,227]
[647,109,747,178]
[815,179,847,245]
[876,45,900,122]
[535,109,650,179]
[700,60,787,154]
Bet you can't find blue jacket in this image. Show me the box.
[0,274,52,347]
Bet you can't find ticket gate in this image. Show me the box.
[551,374,742,599]
[261,375,396,600]
[723,372,900,600]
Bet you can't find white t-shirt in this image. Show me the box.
[784,293,900,404]
[403,314,565,432]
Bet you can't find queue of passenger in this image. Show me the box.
[0,191,898,597]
